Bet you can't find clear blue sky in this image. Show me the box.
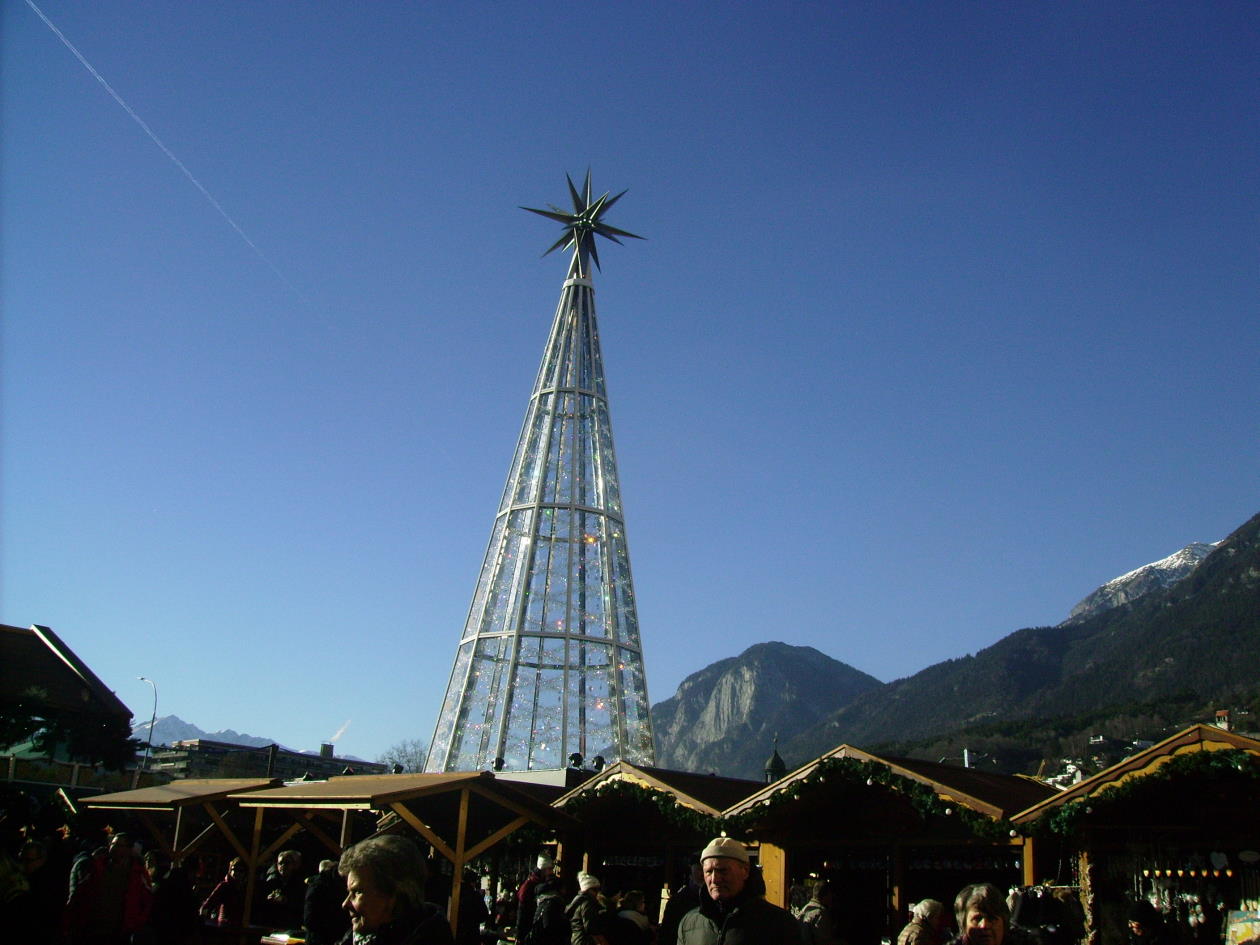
[3,1,1257,763]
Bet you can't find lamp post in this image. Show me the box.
[138,676,158,774]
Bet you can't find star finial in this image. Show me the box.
[521,170,644,276]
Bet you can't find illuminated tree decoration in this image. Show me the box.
[426,173,654,772]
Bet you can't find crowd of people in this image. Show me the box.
[0,806,1159,945]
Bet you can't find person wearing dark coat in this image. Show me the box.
[675,838,799,945]
[305,859,350,945]
[659,862,703,945]
[565,873,608,945]
[264,849,307,930]
[337,834,454,945]
[454,869,490,945]
[142,852,199,945]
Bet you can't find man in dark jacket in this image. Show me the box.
[264,849,307,930]
[676,837,800,945]
[304,858,350,945]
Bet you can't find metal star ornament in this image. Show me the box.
[522,170,644,275]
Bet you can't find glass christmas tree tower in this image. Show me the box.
[425,173,656,772]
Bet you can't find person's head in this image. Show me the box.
[339,835,428,934]
[1128,900,1160,937]
[108,833,133,863]
[277,850,302,877]
[914,899,946,930]
[537,854,555,877]
[143,851,169,879]
[577,871,601,896]
[19,840,47,875]
[320,858,337,873]
[227,857,246,883]
[689,861,704,886]
[811,880,833,906]
[955,884,1009,945]
[700,837,751,903]
[620,890,646,914]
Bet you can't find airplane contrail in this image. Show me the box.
[25,0,300,297]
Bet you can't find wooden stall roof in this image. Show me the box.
[86,777,281,811]
[1,624,132,720]
[1010,723,1260,826]
[726,744,1055,821]
[554,760,761,815]
[230,771,576,828]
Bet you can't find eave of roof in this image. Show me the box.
[554,761,760,815]
[85,778,281,811]
[1011,723,1260,825]
[724,744,1053,820]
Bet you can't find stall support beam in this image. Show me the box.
[758,842,789,909]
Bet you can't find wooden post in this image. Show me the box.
[340,810,353,851]
[891,843,906,920]
[242,808,265,938]
[758,842,789,908]
[1021,836,1036,887]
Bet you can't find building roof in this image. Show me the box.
[726,744,1055,821]
[0,624,132,721]
[1011,723,1260,825]
[554,761,762,815]
[85,778,281,811]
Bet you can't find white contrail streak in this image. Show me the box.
[25,0,300,296]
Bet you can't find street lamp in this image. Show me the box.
[138,676,158,773]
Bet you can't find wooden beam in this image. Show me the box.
[242,808,265,931]
[339,810,353,849]
[758,842,788,909]
[464,816,528,862]
[136,812,172,857]
[389,802,455,863]
[445,788,471,931]
[204,803,250,862]
[172,807,185,862]
[295,810,342,856]
[175,822,220,860]
[467,780,551,824]
[258,821,305,866]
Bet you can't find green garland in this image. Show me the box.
[561,778,722,837]
[1039,748,1260,837]
[724,756,1013,842]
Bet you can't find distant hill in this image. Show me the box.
[784,511,1260,764]
[650,642,882,779]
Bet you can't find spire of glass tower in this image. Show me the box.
[425,172,655,772]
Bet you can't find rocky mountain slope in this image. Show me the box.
[650,642,882,779]
[650,511,1259,778]
[1062,541,1218,624]
[783,511,1260,764]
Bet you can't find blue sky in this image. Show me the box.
[3,1,1257,763]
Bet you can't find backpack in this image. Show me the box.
[525,891,568,945]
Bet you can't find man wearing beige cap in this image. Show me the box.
[676,837,802,944]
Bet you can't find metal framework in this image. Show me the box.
[426,174,655,772]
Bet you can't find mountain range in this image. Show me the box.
[132,715,277,749]
[652,511,1259,779]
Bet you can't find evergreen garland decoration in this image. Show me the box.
[560,778,722,837]
[1038,748,1260,837]
[724,756,1014,842]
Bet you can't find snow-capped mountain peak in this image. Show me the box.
[1062,541,1220,625]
